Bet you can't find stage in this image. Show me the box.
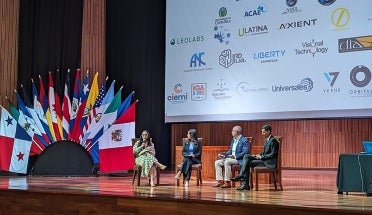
[0,170,371,215]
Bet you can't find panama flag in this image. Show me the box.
[0,106,32,174]
[97,101,136,173]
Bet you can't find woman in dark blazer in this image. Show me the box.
[174,129,202,187]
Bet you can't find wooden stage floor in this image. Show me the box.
[0,170,371,215]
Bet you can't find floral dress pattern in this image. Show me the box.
[133,141,158,177]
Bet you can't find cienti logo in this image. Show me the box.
[167,83,188,104]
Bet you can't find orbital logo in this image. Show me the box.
[191,83,207,101]
[219,49,245,68]
[349,65,372,98]
[272,78,313,93]
[167,83,188,104]
[338,35,372,53]
[295,39,328,57]
[331,8,350,29]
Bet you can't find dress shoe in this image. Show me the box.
[212,180,224,187]
[236,184,250,191]
[220,181,231,188]
[230,175,244,182]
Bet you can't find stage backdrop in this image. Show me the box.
[165,0,372,122]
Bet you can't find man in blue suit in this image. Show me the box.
[212,126,250,188]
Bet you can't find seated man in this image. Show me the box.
[212,126,250,188]
[231,124,279,191]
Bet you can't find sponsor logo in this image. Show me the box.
[170,36,205,46]
[295,39,328,57]
[272,78,313,92]
[111,130,122,141]
[191,83,207,101]
[338,35,372,53]
[244,4,268,17]
[212,78,232,100]
[331,8,350,29]
[167,83,188,104]
[350,65,371,88]
[184,52,213,72]
[318,0,336,6]
[236,82,268,96]
[253,50,285,63]
[214,7,232,45]
[282,0,302,14]
[238,25,268,36]
[323,72,341,93]
[219,49,246,68]
[279,19,317,30]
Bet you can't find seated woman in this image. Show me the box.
[133,130,166,187]
[174,129,202,187]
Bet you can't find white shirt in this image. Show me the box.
[231,135,241,157]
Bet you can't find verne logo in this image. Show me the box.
[323,72,339,87]
[191,83,207,101]
[338,35,372,53]
[219,49,245,68]
[331,8,350,28]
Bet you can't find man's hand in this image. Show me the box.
[227,155,235,159]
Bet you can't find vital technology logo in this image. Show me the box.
[212,78,232,100]
[295,39,328,57]
[191,83,207,101]
[338,35,372,53]
[219,49,246,68]
[167,83,188,104]
[272,78,313,92]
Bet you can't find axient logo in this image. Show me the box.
[318,0,336,6]
[190,52,206,67]
[238,25,268,36]
[253,50,285,63]
[295,39,328,57]
[167,83,188,104]
[170,35,205,46]
[244,4,268,17]
[338,35,372,53]
[191,83,207,101]
[349,65,372,98]
[236,82,268,96]
[331,8,350,29]
[212,78,232,100]
[279,19,317,30]
[272,78,313,92]
[282,0,302,14]
[219,49,245,68]
[323,72,341,93]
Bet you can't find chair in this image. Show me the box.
[176,138,203,186]
[249,136,283,191]
[131,138,161,186]
[230,136,253,187]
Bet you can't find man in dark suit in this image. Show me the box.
[212,126,250,188]
[231,124,279,191]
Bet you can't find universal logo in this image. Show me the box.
[338,35,372,53]
[282,0,302,14]
[191,83,207,101]
[212,78,232,100]
[272,78,313,93]
[349,65,372,98]
[170,35,205,46]
[295,39,328,57]
[331,8,350,30]
[219,49,246,68]
[323,72,341,93]
[236,82,268,96]
[167,83,188,104]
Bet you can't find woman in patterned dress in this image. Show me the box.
[133,130,166,186]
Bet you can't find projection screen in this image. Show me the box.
[165,0,372,123]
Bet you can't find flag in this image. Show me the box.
[69,69,81,139]
[4,96,20,120]
[0,106,32,174]
[97,101,137,173]
[85,76,107,133]
[62,69,72,139]
[20,84,33,108]
[48,71,62,141]
[39,75,56,142]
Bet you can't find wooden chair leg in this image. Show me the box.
[137,167,141,186]
[199,169,202,185]
[255,172,258,191]
[156,168,160,185]
[272,172,277,190]
[196,170,200,186]
[231,170,236,187]
[249,172,253,189]
[132,170,136,185]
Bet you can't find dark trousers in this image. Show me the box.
[179,157,200,181]
[239,154,265,185]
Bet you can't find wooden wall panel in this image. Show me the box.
[171,119,372,169]
[81,0,106,85]
[0,0,19,108]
